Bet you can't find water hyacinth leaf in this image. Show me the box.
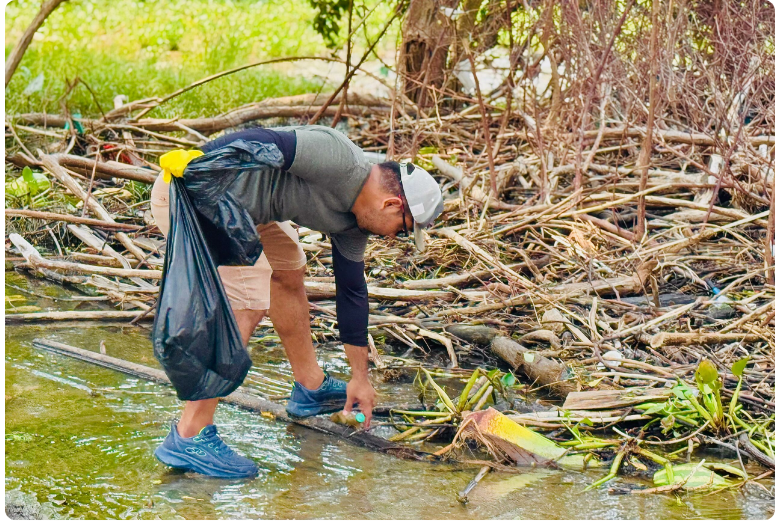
[698,382,714,395]
[696,360,721,391]
[653,463,731,489]
[459,408,602,470]
[7,167,52,197]
[731,357,750,378]
[501,372,516,388]
[21,167,51,195]
[640,402,668,415]
[421,369,457,414]
[671,383,695,400]
[704,462,746,478]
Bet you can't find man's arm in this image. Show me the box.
[331,241,376,426]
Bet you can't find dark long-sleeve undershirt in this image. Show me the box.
[332,242,369,347]
[200,127,296,171]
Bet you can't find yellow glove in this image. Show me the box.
[159,149,204,183]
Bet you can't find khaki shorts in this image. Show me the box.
[151,176,307,311]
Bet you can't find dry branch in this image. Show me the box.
[5,0,69,87]
[5,209,142,231]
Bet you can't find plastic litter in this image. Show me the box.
[152,139,286,400]
[181,139,284,266]
[151,176,253,401]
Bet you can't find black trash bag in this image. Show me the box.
[152,176,254,401]
[181,139,284,267]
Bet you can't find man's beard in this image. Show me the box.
[355,213,378,235]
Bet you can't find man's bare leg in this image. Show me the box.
[269,267,325,390]
[176,308,266,438]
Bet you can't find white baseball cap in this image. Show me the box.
[399,162,444,252]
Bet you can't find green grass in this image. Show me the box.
[5,0,342,118]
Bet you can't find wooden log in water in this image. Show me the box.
[446,325,577,398]
[6,311,153,323]
[31,339,444,463]
[738,433,775,471]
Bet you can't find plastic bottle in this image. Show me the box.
[706,279,735,320]
[330,411,366,428]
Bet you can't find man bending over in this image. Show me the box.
[150,125,443,478]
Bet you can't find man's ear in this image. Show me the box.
[382,196,403,210]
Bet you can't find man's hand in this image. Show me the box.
[342,343,376,428]
[344,376,376,428]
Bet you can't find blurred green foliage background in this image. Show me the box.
[4,0,394,118]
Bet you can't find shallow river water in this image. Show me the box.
[5,273,775,519]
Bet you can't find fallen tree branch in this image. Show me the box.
[9,233,163,279]
[38,153,148,262]
[5,209,143,231]
[738,433,775,471]
[32,339,443,463]
[399,256,551,290]
[16,104,389,135]
[6,311,153,323]
[648,331,767,348]
[446,325,577,397]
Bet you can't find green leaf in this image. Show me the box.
[13,168,50,196]
[640,402,667,415]
[704,462,746,478]
[421,369,457,414]
[21,166,34,183]
[500,372,516,387]
[699,383,714,395]
[6,179,29,197]
[671,383,695,400]
[696,360,718,385]
[731,357,750,378]
[653,463,731,489]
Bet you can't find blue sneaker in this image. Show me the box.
[154,422,258,479]
[286,373,350,417]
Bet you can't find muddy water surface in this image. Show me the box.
[5,273,775,519]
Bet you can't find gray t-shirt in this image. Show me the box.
[226,126,371,261]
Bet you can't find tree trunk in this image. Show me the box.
[398,0,457,107]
